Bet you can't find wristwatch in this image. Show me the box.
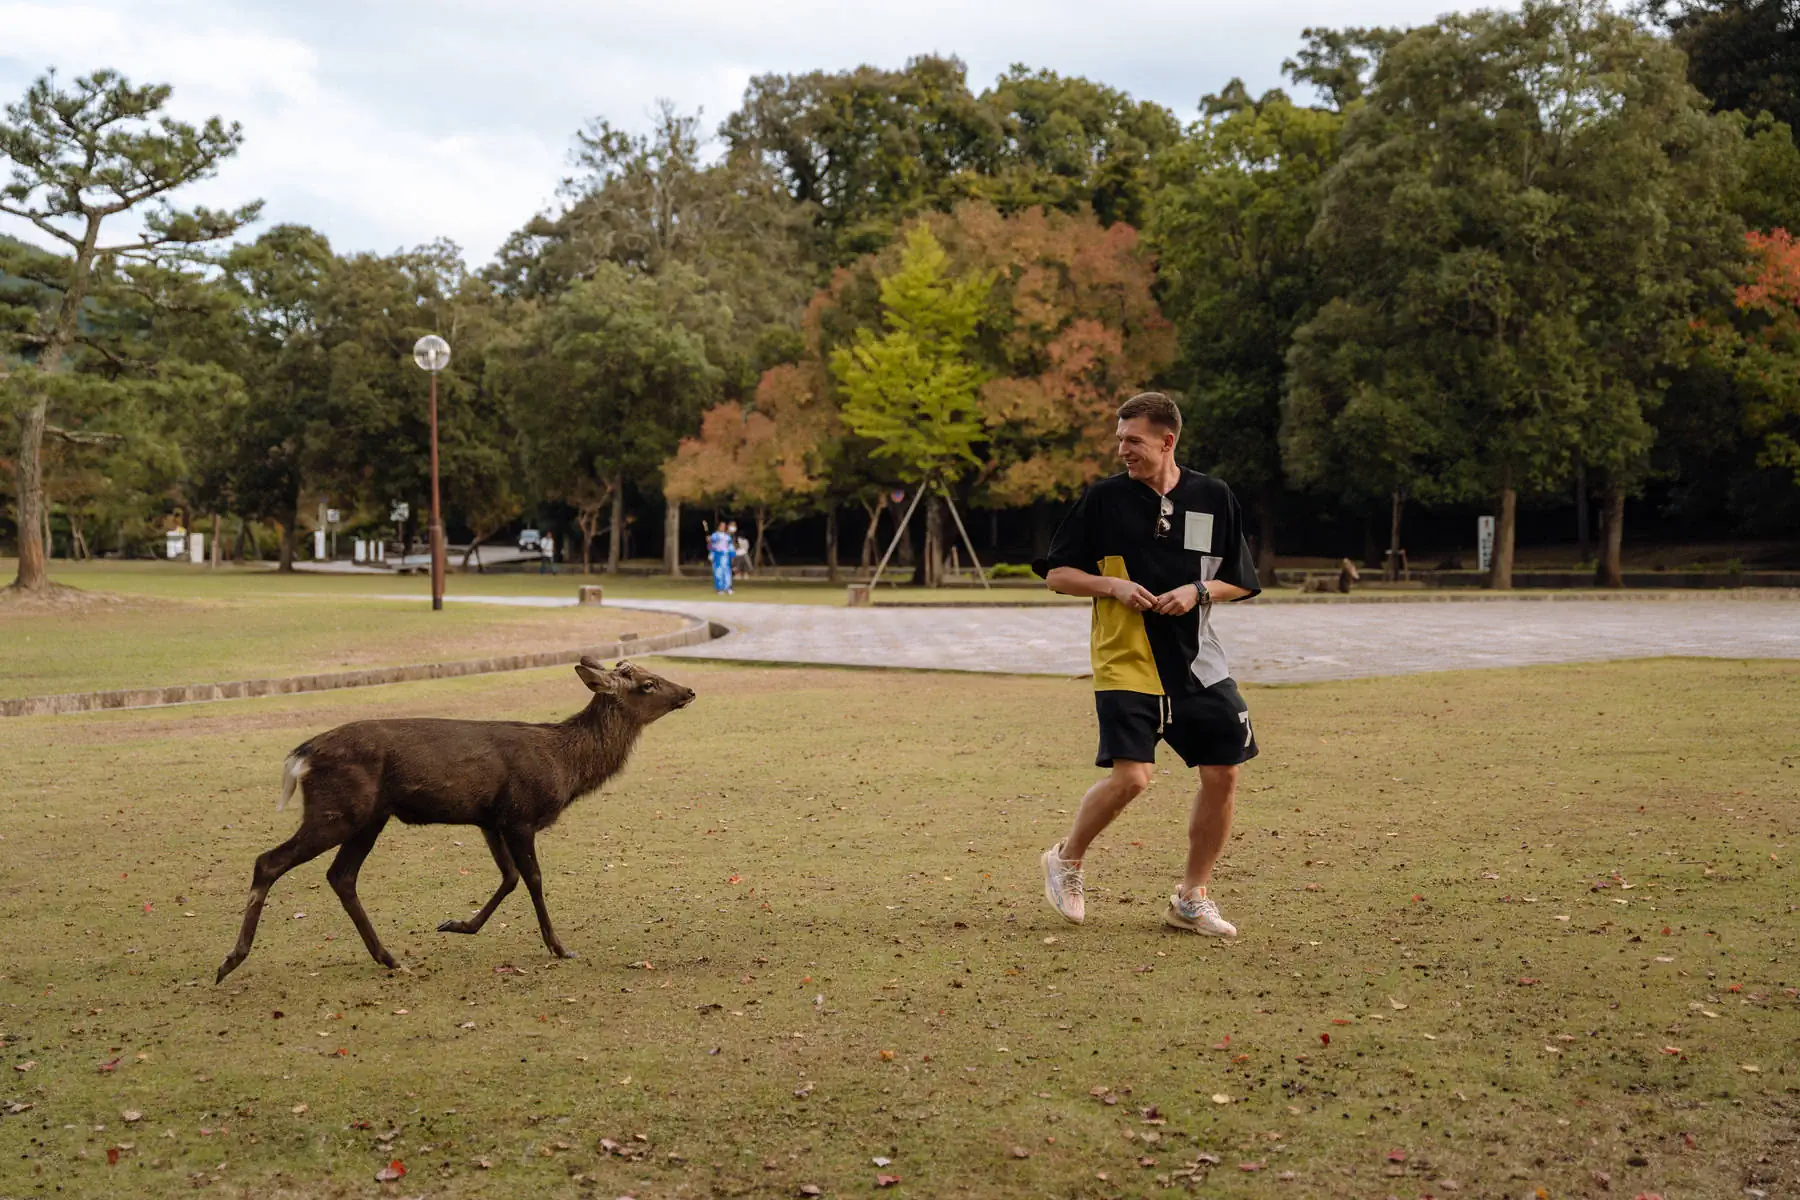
[1193,581,1212,609]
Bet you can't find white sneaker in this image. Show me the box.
[1165,887,1237,937]
[1041,842,1085,924]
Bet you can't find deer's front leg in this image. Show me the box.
[501,827,573,958]
[438,827,518,935]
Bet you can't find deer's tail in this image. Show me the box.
[277,745,313,813]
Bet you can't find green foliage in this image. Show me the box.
[830,226,992,483]
[1289,0,1744,512]
[1651,0,1800,132]
[1147,80,1344,551]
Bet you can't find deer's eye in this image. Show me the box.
[639,680,656,692]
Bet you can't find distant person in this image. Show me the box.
[732,523,750,578]
[539,532,555,575]
[707,523,734,594]
[1033,391,1261,939]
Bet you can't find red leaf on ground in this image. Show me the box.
[97,1057,121,1072]
[1517,977,1541,986]
[106,1147,120,1165]
[374,1159,406,1181]
[1239,1160,1265,1171]
[1386,1149,1407,1162]
[1331,1018,1352,1025]
[875,1174,901,1187]
[1319,1033,1331,1046]
[1211,1035,1230,1050]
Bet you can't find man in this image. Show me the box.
[707,522,735,594]
[1033,392,1260,937]
[539,531,555,575]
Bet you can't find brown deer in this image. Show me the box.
[215,659,695,983]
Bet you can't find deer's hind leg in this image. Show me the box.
[216,815,355,984]
[326,815,397,969]
[501,826,573,958]
[438,827,518,935]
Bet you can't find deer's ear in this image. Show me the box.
[575,663,623,693]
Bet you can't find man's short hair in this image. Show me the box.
[1117,391,1181,437]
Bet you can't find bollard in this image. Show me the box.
[846,583,872,606]
[578,585,605,605]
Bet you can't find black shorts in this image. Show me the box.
[1094,682,1258,769]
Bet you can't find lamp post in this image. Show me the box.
[412,334,451,611]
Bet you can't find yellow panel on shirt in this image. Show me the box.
[1090,555,1164,695]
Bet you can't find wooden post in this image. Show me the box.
[578,585,605,605]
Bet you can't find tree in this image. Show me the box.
[974,68,1182,228]
[663,362,836,567]
[1694,228,1800,483]
[1650,0,1800,133]
[506,264,722,573]
[0,69,258,594]
[1147,82,1343,576]
[830,225,991,584]
[724,56,1007,265]
[1293,1,1743,587]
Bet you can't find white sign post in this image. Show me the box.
[188,533,204,564]
[1477,515,1496,574]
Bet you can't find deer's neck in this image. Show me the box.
[559,698,643,800]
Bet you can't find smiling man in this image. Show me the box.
[1032,391,1261,937]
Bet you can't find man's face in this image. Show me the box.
[1115,416,1175,481]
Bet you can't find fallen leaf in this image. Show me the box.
[1011,1146,1030,1159]
[1387,1149,1407,1162]
[98,1057,121,1072]
[122,1110,142,1123]
[1517,977,1540,986]
[12,1061,35,1072]
[875,1174,901,1187]
[1319,1033,1330,1046]
[1388,996,1408,1011]
[877,1049,896,1062]
[798,1186,823,1197]
[374,1159,405,1181]
[1210,1093,1232,1105]
[290,1104,307,1115]
[872,1156,892,1167]
[1240,1160,1265,1171]
[1661,1046,1683,1056]
[107,1146,120,1165]
[1212,1035,1231,1049]
[1741,1063,1760,1073]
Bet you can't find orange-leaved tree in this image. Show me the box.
[662,362,837,568]
[1695,228,1800,485]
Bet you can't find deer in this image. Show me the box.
[215,658,695,984]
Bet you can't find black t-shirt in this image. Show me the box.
[1033,469,1260,694]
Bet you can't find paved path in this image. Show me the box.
[415,594,1800,683]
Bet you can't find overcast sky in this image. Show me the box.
[1,0,1508,267]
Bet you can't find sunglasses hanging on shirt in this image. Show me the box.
[1155,495,1174,540]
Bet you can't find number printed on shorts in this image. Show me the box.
[1238,710,1253,747]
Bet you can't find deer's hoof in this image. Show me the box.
[552,946,577,959]
[437,919,472,934]
[214,958,240,984]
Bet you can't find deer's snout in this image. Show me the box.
[676,688,697,709]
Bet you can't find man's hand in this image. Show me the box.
[1109,577,1158,611]
[1151,583,1207,616]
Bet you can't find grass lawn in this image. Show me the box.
[0,652,1795,1199]
[0,563,684,699]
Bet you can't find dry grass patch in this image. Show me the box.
[0,658,1795,1199]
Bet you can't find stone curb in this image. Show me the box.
[872,588,1799,607]
[0,614,725,719]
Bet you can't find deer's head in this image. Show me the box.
[574,658,696,723]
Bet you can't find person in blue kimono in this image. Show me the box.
[708,524,735,594]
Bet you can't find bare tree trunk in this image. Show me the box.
[11,387,52,590]
[1489,469,1517,590]
[754,507,769,568]
[825,506,840,584]
[924,492,945,587]
[1385,488,1405,582]
[859,495,888,571]
[42,490,53,562]
[1574,458,1590,564]
[577,504,601,576]
[664,496,681,577]
[1596,481,1625,588]
[1253,491,1277,583]
[606,473,624,575]
[210,513,221,568]
[277,494,299,573]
